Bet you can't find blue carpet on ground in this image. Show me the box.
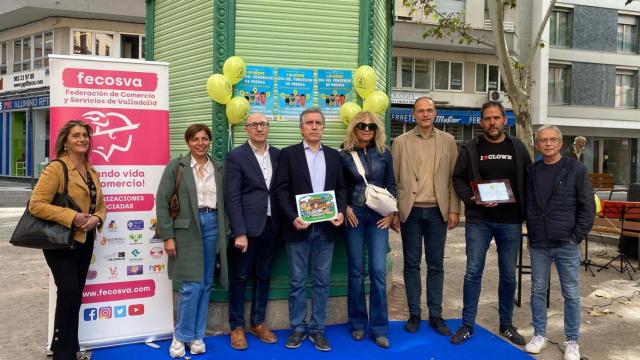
[92,320,533,359]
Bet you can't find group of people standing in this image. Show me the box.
[154,96,594,360]
[31,96,593,360]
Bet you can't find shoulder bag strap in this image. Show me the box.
[50,159,70,196]
[350,151,369,186]
[174,163,184,194]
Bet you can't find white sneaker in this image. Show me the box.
[169,337,186,358]
[563,340,580,360]
[525,335,548,354]
[189,339,206,354]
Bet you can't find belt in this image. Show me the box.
[198,207,217,213]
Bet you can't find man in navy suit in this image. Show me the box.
[275,107,347,352]
[225,113,281,350]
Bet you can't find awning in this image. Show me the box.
[391,107,516,126]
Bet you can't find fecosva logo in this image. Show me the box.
[76,72,143,88]
[62,68,158,91]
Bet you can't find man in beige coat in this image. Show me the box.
[391,96,460,336]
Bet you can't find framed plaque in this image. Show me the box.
[470,179,516,205]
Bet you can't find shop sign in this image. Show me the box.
[391,107,516,126]
[0,96,49,111]
[391,90,428,105]
[0,68,49,94]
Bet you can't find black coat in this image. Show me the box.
[275,142,347,242]
[452,135,531,223]
[224,142,280,239]
[525,157,595,248]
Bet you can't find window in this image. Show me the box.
[436,0,465,15]
[393,56,432,90]
[0,42,7,74]
[548,64,571,105]
[12,36,32,72]
[475,64,505,92]
[73,31,92,55]
[73,30,144,58]
[616,71,637,108]
[120,34,145,59]
[435,60,463,91]
[95,33,113,56]
[550,9,571,47]
[617,16,638,53]
[33,32,53,69]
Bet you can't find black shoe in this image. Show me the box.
[450,325,474,345]
[309,333,332,352]
[285,331,307,349]
[429,317,452,336]
[404,314,421,333]
[499,324,526,345]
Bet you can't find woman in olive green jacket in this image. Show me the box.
[156,124,227,358]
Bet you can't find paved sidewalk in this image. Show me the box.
[387,228,640,360]
[1,207,639,359]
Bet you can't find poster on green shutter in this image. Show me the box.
[276,68,314,119]
[235,66,275,118]
[318,69,353,118]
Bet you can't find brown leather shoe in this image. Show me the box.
[230,327,248,350]
[250,323,278,344]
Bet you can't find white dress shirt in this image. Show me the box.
[248,140,273,216]
[191,156,216,209]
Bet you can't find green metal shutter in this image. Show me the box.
[154,0,214,156]
[233,0,361,149]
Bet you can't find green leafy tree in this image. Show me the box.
[403,0,633,155]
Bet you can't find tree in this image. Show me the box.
[402,0,630,156]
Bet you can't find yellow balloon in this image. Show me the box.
[595,194,602,213]
[206,74,232,104]
[339,102,362,126]
[223,56,246,85]
[226,96,251,125]
[353,65,376,99]
[363,90,389,115]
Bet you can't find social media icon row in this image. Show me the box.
[84,304,144,321]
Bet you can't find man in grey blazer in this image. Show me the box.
[225,113,280,350]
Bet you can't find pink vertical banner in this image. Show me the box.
[48,55,173,349]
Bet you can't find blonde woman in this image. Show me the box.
[339,111,397,348]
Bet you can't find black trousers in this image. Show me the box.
[227,218,279,329]
[43,232,94,360]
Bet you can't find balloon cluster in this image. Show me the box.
[340,65,389,126]
[206,56,250,125]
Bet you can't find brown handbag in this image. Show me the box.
[168,163,184,219]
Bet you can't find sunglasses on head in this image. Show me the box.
[356,123,377,131]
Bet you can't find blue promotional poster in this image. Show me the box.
[276,67,314,118]
[235,65,275,118]
[318,69,353,117]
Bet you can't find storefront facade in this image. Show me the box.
[0,2,145,179]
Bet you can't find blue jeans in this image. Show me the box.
[401,207,447,319]
[530,243,581,341]
[175,211,218,342]
[462,221,521,327]
[344,206,389,337]
[286,223,334,334]
[228,218,278,329]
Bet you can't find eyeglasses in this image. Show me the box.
[246,122,269,129]
[536,137,561,144]
[356,123,378,131]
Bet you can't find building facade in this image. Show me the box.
[530,0,640,186]
[0,0,145,178]
[391,0,518,145]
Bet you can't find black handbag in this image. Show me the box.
[10,159,81,250]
